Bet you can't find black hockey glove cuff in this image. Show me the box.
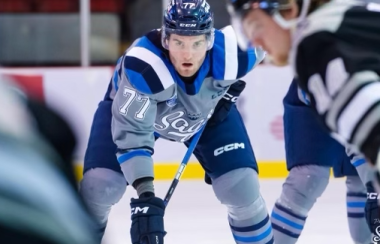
[208,80,246,126]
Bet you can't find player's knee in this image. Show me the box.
[279,165,330,214]
[80,168,126,206]
[346,175,366,193]
[349,227,371,244]
[212,167,264,220]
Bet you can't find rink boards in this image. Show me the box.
[0,65,296,180]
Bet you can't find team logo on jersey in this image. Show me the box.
[154,108,214,142]
[166,94,177,107]
[154,110,205,142]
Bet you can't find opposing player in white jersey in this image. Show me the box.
[272,77,374,244]
[226,0,380,238]
[79,0,274,243]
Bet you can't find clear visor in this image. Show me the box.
[161,26,215,51]
[228,0,300,50]
[230,14,252,51]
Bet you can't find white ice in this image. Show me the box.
[102,178,357,244]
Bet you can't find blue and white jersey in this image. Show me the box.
[108,26,263,165]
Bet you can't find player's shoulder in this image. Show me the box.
[211,25,260,80]
[298,0,366,43]
[294,1,380,65]
[122,29,175,95]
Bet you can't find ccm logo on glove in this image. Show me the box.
[131,206,150,215]
[223,93,239,102]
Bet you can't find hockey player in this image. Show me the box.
[79,0,274,243]
[272,78,373,243]
[226,0,380,236]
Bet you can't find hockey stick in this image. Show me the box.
[163,126,206,206]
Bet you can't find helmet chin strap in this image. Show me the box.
[272,0,311,30]
[264,0,311,66]
[230,0,311,52]
[270,0,311,65]
[230,16,251,51]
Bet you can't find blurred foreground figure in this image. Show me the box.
[0,76,97,244]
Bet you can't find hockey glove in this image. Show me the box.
[208,80,246,126]
[130,196,166,244]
